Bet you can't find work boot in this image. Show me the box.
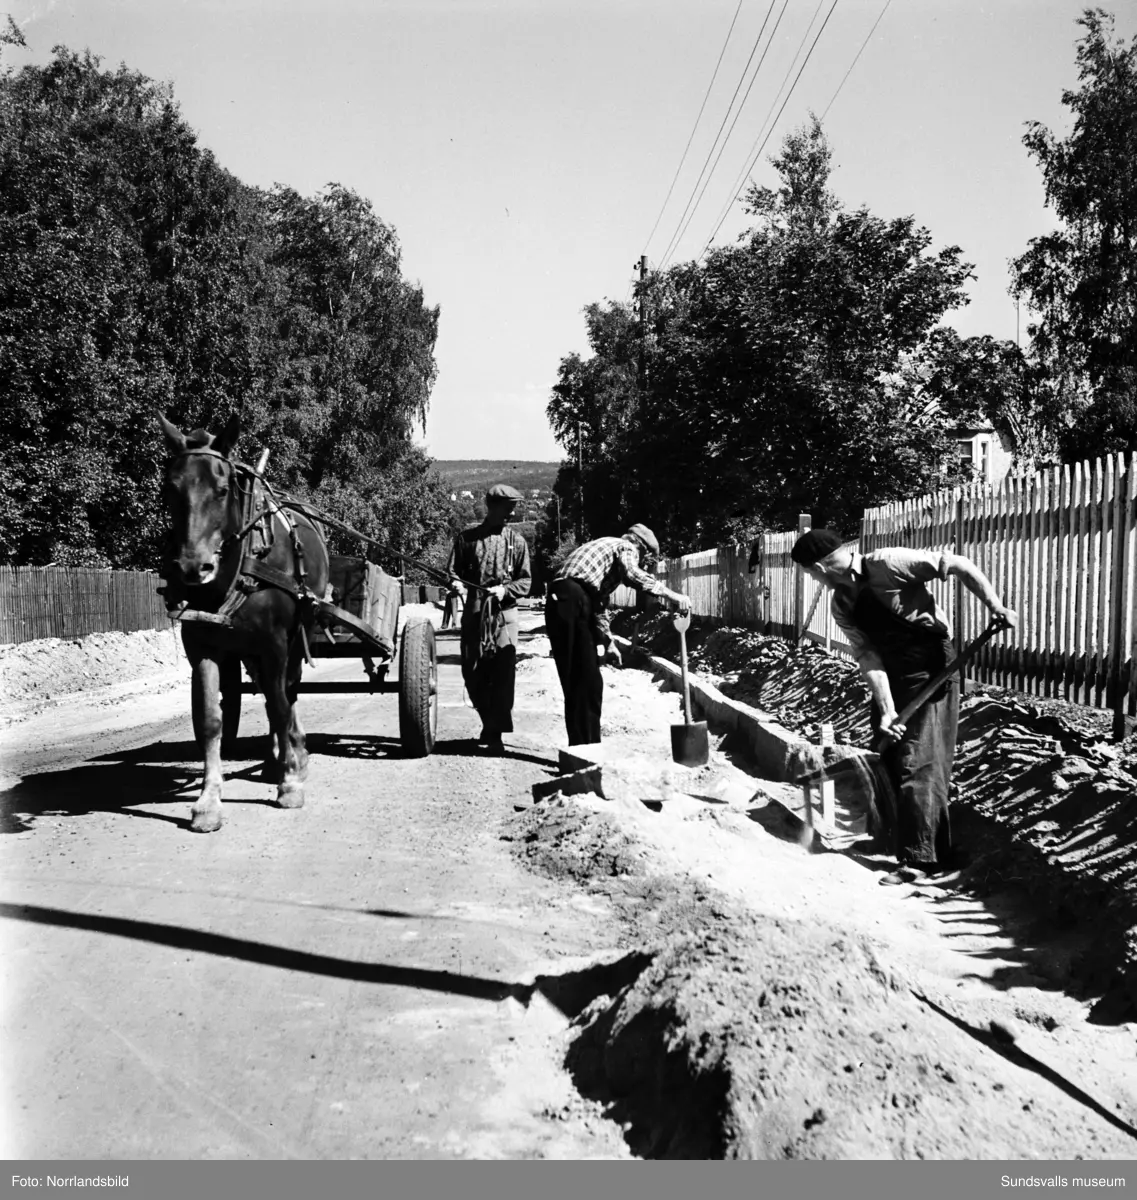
[481,733,504,756]
[879,864,931,887]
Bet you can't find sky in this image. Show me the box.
[5,0,1135,462]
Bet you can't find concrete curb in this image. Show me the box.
[612,634,806,784]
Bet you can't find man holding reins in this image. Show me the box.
[547,524,689,746]
[790,529,1017,886]
[447,484,532,755]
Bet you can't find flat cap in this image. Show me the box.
[486,483,522,502]
[624,523,660,555]
[790,528,845,566]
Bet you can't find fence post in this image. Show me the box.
[794,513,810,640]
[1110,453,1134,741]
[954,489,966,682]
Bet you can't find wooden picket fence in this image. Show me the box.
[623,450,1136,730]
[649,533,857,659]
[0,567,172,644]
[862,452,1137,722]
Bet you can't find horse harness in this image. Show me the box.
[160,446,319,633]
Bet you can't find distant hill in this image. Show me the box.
[433,460,560,496]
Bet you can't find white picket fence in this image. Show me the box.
[620,451,1136,730]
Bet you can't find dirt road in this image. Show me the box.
[4,609,1137,1159]
[0,611,638,1159]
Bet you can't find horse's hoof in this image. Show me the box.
[190,809,223,833]
[277,782,304,809]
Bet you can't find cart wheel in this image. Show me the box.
[399,617,437,757]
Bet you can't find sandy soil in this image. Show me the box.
[0,627,187,726]
[613,611,1137,1016]
[4,607,1137,1159]
[1,609,637,1159]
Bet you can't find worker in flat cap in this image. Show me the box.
[446,483,532,754]
[546,524,689,746]
[791,528,1017,885]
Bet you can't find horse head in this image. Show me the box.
[158,412,243,588]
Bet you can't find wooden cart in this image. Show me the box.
[237,554,439,757]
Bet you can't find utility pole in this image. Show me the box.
[636,254,648,391]
[576,419,583,543]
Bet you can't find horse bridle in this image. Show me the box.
[164,446,314,607]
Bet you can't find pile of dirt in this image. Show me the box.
[0,627,185,721]
[611,610,1137,1011]
[506,797,1137,1159]
[610,612,872,741]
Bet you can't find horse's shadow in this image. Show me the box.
[2,738,286,834]
[2,730,557,836]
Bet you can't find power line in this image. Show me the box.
[654,0,781,271]
[641,0,745,259]
[821,0,891,120]
[697,0,832,258]
[657,0,801,270]
[698,0,841,261]
[659,0,792,271]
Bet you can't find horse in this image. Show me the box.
[158,412,330,833]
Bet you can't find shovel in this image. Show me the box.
[794,618,1008,790]
[670,609,710,767]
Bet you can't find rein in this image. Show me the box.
[164,446,494,610]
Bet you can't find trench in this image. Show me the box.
[510,612,1137,1160]
[614,609,1137,1020]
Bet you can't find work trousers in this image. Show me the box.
[869,637,960,868]
[545,579,603,746]
[459,604,519,735]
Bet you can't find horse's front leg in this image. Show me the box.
[190,656,225,833]
[264,667,305,810]
[286,631,310,784]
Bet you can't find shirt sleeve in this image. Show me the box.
[592,603,612,645]
[504,533,532,600]
[879,548,950,585]
[616,544,664,593]
[445,537,462,584]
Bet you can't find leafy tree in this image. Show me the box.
[254,184,445,560]
[0,47,450,568]
[0,49,266,565]
[548,118,974,548]
[917,330,1058,470]
[546,299,643,541]
[1012,9,1137,459]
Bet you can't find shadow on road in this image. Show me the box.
[305,732,554,768]
[429,739,555,767]
[304,732,401,760]
[1,740,287,834]
[1,727,557,837]
[0,901,533,1004]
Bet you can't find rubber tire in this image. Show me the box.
[398,618,437,757]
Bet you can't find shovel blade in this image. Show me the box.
[671,721,709,767]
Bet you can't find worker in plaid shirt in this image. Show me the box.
[547,524,689,745]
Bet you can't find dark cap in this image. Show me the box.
[624,523,660,555]
[486,483,522,503]
[790,528,845,566]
